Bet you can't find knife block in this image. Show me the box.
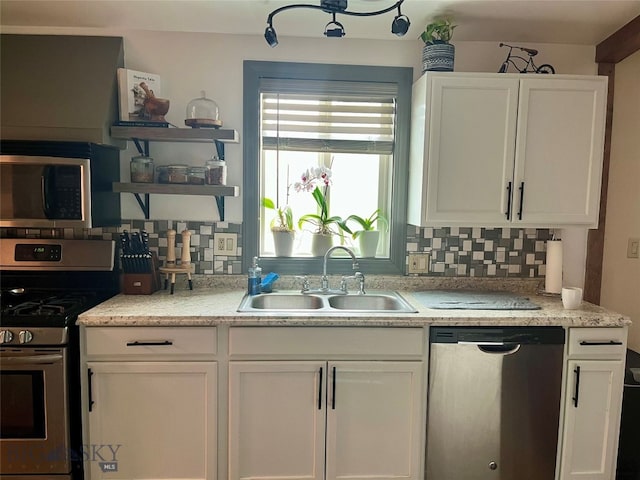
[121,253,161,295]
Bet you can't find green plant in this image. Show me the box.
[420,19,456,44]
[261,197,294,232]
[346,209,388,239]
[297,186,351,236]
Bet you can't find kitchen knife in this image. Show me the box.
[120,230,131,255]
[141,230,150,254]
[120,231,132,272]
[131,232,142,254]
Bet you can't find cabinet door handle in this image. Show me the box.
[505,181,512,219]
[126,340,173,347]
[332,366,337,410]
[579,340,623,346]
[572,365,581,408]
[517,182,525,220]
[88,368,95,412]
[318,367,323,410]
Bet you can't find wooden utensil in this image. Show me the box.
[166,229,176,266]
[181,230,191,265]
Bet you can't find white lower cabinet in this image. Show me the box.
[226,327,426,480]
[558,328,627,480]
[325,361,423,480]
[82,327,218,480]
[228,360,423,480]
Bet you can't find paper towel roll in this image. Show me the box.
[545,240,563,294]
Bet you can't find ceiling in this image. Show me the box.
[1,0,639,46]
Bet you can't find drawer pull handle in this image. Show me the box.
[572,365,581,408]
[126,340,173,347]
[579,340,623,346]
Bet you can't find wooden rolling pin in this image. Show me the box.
[181,230,191,265]
[166,229,176,266]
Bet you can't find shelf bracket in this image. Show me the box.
[214,139,224,160]
[133,138,150,157]
[133,193,150,219]
[215,196,225,221]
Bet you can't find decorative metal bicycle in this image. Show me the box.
[498,43,555,74]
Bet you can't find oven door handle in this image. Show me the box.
[1,354,63,364]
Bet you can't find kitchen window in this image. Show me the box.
[243,61,412,275]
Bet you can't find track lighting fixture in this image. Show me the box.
[264,24,278,47]
[391,2,410,36]
[264,0,409,47]
[324,13,346,38]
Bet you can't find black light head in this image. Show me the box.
[264,25,279,47]
[391,14,410,36]
[324,19,346,37]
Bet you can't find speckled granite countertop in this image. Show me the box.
[78,276,630,328]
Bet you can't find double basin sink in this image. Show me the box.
[238,290,417,314]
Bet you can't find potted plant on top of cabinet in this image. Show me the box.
[346,209,388,257]
[421,18,456,72]
[262,197,295,257]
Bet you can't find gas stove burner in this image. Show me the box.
[2,292,98,319]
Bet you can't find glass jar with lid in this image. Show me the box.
[205,157,227,185]
[130,155,154,183]
[185,91,222,128]
[157,165,189,184]
[187,166,206,185]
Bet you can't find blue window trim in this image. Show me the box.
[243,60,413,276]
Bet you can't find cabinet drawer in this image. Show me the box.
[568,328,626,358]
[85,327,217,357]
[229,327,425,358]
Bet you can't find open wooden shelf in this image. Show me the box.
[113,182,239,197]
[110,126,239,143]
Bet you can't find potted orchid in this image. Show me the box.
[261,197,295,256]
[295,166,350,256]
[345,209,388,257]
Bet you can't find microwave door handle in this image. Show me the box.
[41,166,54,218]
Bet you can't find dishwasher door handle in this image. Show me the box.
[459,341,521,355]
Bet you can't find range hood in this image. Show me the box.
[1,34,124,147]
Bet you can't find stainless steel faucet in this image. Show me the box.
[320,246,360,293]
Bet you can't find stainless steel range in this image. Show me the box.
[0,239,119,480]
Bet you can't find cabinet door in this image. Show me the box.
[418,75,520,226]
[514,78,607,226]
[559,359,624,480]
[228,361,326,480]
[325,361,424,480]
[86,361,217,480]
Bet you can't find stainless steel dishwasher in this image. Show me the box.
[426,326,565,480]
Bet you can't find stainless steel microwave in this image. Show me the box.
[0,141,121,228]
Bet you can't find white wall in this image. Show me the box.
[601,50,640,351]
[2,26,599,281]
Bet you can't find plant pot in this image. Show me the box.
[311,233,333,257]
[422,42,455,73]
[272,230,295,257]
[357,231,380,258]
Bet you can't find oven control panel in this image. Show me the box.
[15,244,62,262]
[0,328,67,346]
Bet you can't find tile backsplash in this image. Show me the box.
[1,222,552,278]
[406,226,552,278]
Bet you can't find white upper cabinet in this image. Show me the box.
[408,72,608,228]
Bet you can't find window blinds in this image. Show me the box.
[260,80,397,155]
